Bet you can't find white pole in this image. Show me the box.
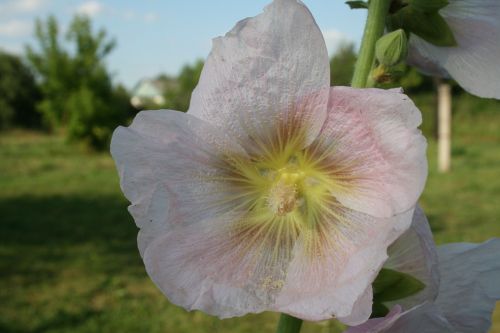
[438,83,451,173]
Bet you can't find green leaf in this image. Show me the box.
[373,268,426,303]
[345,1,368,9]
[408,0,449,13]
[371,302,390,318]
[389,7,457,47]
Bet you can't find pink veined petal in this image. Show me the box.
[313,87,427,218]
[143,213,286,318]
[274,207,415,324]
[110,110,247,256]
[384,206,440,309]
[188,0,330,151]
[408,0,500,99]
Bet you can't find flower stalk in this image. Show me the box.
[351,0,392,88]
[276,314,303,333]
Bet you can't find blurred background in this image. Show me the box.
[1,0,499,332]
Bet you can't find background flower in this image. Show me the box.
[345,208,500,333]
[407,0,500,99]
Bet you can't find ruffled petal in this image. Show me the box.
[110,110,247,256]
[274,207,415,324]
[384,206,440,309]
[188,0,330,150]
[143,213,291,318]
[408,0,500,99]
[313,87,427,218]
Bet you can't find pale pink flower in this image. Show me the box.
[407,0,500,99]
[110,0,427,324]
[345,208,500,333]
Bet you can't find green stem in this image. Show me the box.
[275,314,303,333]
[351,0,391,88]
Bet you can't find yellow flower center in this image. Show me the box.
[266,168,305,216]
[214,128,355,269]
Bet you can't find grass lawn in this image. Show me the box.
[1,98,499,332]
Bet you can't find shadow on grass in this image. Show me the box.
[0,194,135,246]
[0,309,101,333]
[0,194,145,284]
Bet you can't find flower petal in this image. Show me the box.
[142,213,289,318]
[408,0,500,99]
[274,207,415,324]
[384,206,440,309]
[344,304,455,333]
[343,305,403,333]
[110,110,247,256]
[434,239,500,333]
[314,87,427,218]
[188,0,330,150]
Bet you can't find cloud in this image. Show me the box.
[0,0,47,16]
[322,29,351,55]
[76,0,103,17]
[0,20,32,37]
[143,12,159,23]
[120,10,159,23]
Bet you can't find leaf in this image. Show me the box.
[389,7,457,47]
[345,1,368,9]
[408,0,449,12]
[373,268,426,303]
[371,302,390,318]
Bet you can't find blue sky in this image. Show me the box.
[0,0,366,88]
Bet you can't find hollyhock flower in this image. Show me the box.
[407,0,500,99]
[345,209,500,333]
[110,0,427,324]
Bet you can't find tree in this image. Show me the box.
[0,51,41,129]
[26,16,72,128]
[330,42,357,86]
[26,15,134,149]
[163,60,204,111]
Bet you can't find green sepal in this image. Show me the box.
[345,1,368,9]
[388,7,457,47]
[408,0,449,12]
[371,302,390,318]
[373,268,426,303]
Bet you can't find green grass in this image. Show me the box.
[1,95,500,332]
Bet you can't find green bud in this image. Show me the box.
[375,29,408,67]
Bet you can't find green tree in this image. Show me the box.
[27,15,134,149]
[163,60,204,111]
[26,16,72,128]
[0,51,41,129]
[330,42,357,86]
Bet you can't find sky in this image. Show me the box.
[0,0,366,89]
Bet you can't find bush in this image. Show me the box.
[0,51,41,129]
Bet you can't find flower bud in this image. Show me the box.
[375,29,408,66]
